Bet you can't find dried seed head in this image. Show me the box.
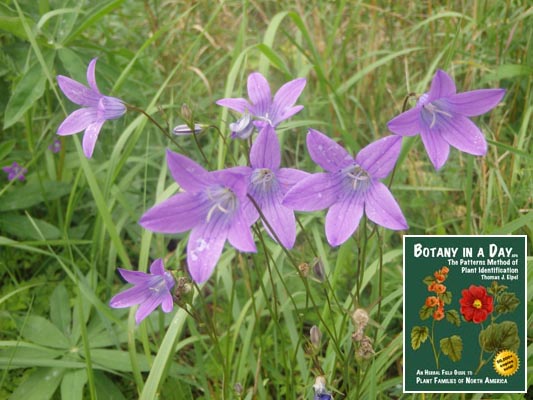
[181,103,193,121]
[298,262,309,277]
[351,308,369,329]
[356,335,375,360]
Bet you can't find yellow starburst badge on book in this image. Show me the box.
[493,350,519,377]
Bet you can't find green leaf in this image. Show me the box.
[441,291,452,305]
[3,52,54,129]
[488,280,507,296]
[482,64,533,82]
[57,47,88,82]
[445,310,461,326]
[9,367,65,400]
[0,213,61,240]
[410,326,429,350]
[0,181,71,211]
[61,369,88,400]
[17,315,70,349]
[94,370,127,400]
[160,376,194,400]
[0,15,35,40]
[419,304,433,320]
[422,275,434,286]
[495,292,520,314]
[479,321,520,353]
[440,335,463,362]
[85,349,151,372]
[0,139,16,161]
[50,283,72,337]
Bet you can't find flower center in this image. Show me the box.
[256,112,273,126]
[205,185,238,222]
[473,299,482,309]
[422,100,453,128]
[150,277,168,293]
[342,164,371,191]
[250,168,276,192]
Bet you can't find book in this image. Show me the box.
[403,235,527,393]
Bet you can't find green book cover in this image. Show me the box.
[403,235,527,393]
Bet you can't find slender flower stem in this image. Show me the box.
[190,126,210,166]
[126,104,188,155]
[429,318,440,369]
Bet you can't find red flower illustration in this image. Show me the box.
[459,285,493,323]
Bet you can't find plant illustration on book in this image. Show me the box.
[411,274,520,373]
[462,281,521,375]
[410,266,462,369]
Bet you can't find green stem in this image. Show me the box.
[126,104,188,155]
[429,318,440,369]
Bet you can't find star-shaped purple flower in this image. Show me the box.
[216,72,306,139]
[242,125,308,248]
[139,150,257,283]
[109,258,175,324]
[57,58,126,158]
[283,130,408,247]
[387,69,506,170]
[3,162,27,181]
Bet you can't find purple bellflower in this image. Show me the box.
[387,69,506,170]
[242,125,308,248]
[283,130,408,247]
[109,258,175,324]
[57,58,126,158]
[216,72,306,139]
[139,150,256,283]
[3,162,27,181]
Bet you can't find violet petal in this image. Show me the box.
[250,125,280,170]
[307,129,353,172]
[325,192,364,247]
[139,192,209,234]
[364,181,408,230]
[57,108,97,135]
[446,89,505,117]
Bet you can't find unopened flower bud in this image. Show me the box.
[310,325,322,348]
[173,124,204,136]
[311,257,325,282]
[234,382,243,395]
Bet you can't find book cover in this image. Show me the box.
[403,235,527,393]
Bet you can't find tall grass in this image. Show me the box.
[0,1,531,399]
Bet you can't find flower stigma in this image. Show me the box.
[251,168,276,192]
[473,299,482,309]
[422,100,453,128]
[205,186,238,222]
[342,164,371,191]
